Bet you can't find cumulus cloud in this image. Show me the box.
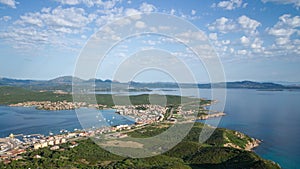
[238,15,261,35]
[208,17,237,33]
[211,0,245,10]
[251,37,264,50]
[139,2,156,13]
[0,16,11,22]
[209,33,218,40]
[14,6,95,32]
[267,14,300,46]
[261,0,300,8]
[261,14,300,56]
[237,49,248,55]
[55,0,120,9]
[0,0,18,8]
[208,15,261,37]
[135,21,146,29]
[170,9,176,15]
[240,36,250,45]
[176,31,207,43]
[191,10,196,15]
[275,37,290,45]
[267,14,300,36]
[125,8,141,16]
[0,6,97,50]
[55,0,80,5]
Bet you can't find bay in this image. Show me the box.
[0,106,134,138]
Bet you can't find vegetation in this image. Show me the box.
[0,86,73,105]
[0,86,204,107]
[127,123,170,138]
[0,123,280,169]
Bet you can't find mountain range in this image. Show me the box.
[0,76,299,92]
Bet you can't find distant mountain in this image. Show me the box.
[214,81,287,89]
[0,76,299,91]
[0,78,43,86]
[48,76,84,84]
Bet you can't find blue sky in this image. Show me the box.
[0,0,299,83]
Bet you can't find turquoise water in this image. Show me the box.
[0,89,299,168]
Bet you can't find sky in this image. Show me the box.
[0,0,299,83]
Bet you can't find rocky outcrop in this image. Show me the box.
[198,112,226,120]
[245,138,261,151]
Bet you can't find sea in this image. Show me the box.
[0,88,299,169]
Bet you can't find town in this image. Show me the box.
[1,101,223,164]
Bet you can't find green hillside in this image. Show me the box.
[0,123,280,169]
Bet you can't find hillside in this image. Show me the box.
[0,86,200,106]
[0,123,280,169]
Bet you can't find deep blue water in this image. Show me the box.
[198,89,300,169]
[0,89,299,168]
[0,107,134,137]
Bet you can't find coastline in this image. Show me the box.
[0,94,281,168]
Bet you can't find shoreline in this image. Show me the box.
[2,100,272,165]
[9,101,108,111]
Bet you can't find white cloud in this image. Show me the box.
[275,37,290,45]
[176,31,207,43]
[135,21,146,29]
[113,18,131,26]
[212,0,244,10]
[208,15,261,36]
[55,0,80,5]
[268,28,295,36]
[0,6,96,50]
[267,14,300,46]
[240,36,250,45]
[191,10,196,15]
[242,3,248,8]
[0,0,18,8]
[170,9,176,15]
[0,27,49,46]
[55,0,120,9]
[0,16,11,22]
[209,33,218,40]
[142,39,160,46]
[237,49,248,55]
[261,0,300,8]
[125,8,141,18]
[208,17,237,33]
[238,15,261,35]
[251,37,263,49]
[95,6,124,26]
[139,2,156,13]
[14,6,95,32]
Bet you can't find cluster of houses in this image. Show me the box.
[9,101,107,110]
[114,104,166,124]
[0,135,26,164]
